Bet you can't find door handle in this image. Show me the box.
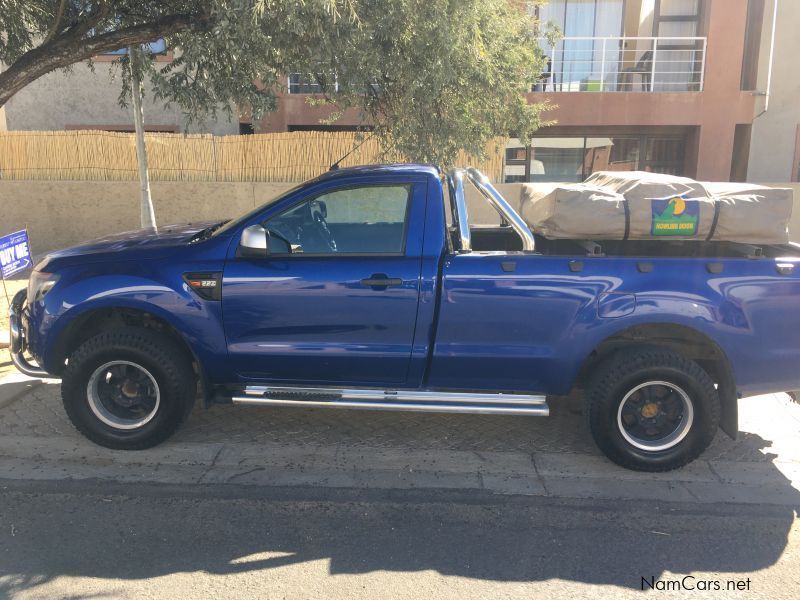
[360,274,403,288]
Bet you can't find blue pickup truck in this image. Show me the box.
[8,164,800,471]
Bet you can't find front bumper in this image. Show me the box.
[8,289,49,378]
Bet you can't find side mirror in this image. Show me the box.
[238,224,269,258]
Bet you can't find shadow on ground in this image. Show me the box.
[0,478,796,594]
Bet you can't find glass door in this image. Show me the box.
[537,0,624,91]
[653,0,705,91]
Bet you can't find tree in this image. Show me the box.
[0,0,549,166]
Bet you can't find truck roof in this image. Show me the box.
[313,163,440,183]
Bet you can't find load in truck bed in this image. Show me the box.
[519,171,793,245]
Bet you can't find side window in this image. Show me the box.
[265,185,411,254]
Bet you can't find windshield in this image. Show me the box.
[211,183,305,237]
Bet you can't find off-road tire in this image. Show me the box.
[586,346,720,471]
[61,327,196,450]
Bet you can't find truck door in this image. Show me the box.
[222,179,427,385]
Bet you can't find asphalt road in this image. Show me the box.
[0,479,797,599]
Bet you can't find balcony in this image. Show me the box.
[535,36,707,93]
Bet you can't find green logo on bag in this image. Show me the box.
[651,196,699,236]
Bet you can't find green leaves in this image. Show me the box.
[1,0,548,168]
[265,0,548,166]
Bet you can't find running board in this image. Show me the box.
[231,386,549,416]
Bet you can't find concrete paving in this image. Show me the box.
[0,374,798,506]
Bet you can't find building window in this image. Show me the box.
[288,73,338,94]
[608,138,641,169]
[645,137,685,175]
[503,140,530,182]
[537,0,625,91]
[651,0,705,92]
[741,0,766,91]
[730,124,753,182]
[503,134,687,183]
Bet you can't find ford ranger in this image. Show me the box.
[8,165,800,471]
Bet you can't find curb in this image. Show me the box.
[0,434,797,506]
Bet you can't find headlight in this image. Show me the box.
[27,271,60,304]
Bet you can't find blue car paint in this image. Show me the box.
[31,236,233,380]
[429,252,800,396]
[221,173,432,385]
[22,164,800,400]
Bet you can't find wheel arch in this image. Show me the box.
[50,305,210,406]
[576,322,738,439]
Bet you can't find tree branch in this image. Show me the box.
[0,11,211,108]
[43,0,68,43]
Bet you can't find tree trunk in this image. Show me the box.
[129,47,157,231]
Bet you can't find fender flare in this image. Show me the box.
[574,320,738,440]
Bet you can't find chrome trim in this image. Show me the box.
[236,386,549,416]
[8,289,49,378]
[616,380,694,452]
[447,169,472,252]
[244,385,546,404]
[233,397,548,416]
[240,224,269,251]
[465,167,536,252]
[87,360,161,430]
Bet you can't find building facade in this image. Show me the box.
[747,0,798,183]
[256,0,771,183]
[1,1,784,184]
[512,0,762,183]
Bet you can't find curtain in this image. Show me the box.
[539,1,624,90]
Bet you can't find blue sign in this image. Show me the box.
[0,229,32,278]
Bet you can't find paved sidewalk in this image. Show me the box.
[0,375,798,505]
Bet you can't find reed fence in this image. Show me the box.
[0,130,505,182]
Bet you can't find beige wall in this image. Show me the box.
[748,0,799,182]
[0,181,292,255]
[0,181,797,256]
[3,62,238,136]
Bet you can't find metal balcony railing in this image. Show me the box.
[535,36,707,93]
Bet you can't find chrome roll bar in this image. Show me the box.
[465,168,536,252]
[446,169,472,253]
[446,167,536,253]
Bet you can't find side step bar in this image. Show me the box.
[232,386,549,416]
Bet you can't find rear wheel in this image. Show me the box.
[62,328,196,450]
[586,347,720,471]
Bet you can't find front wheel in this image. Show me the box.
[586,347,720,471]
[62,328,196,450]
